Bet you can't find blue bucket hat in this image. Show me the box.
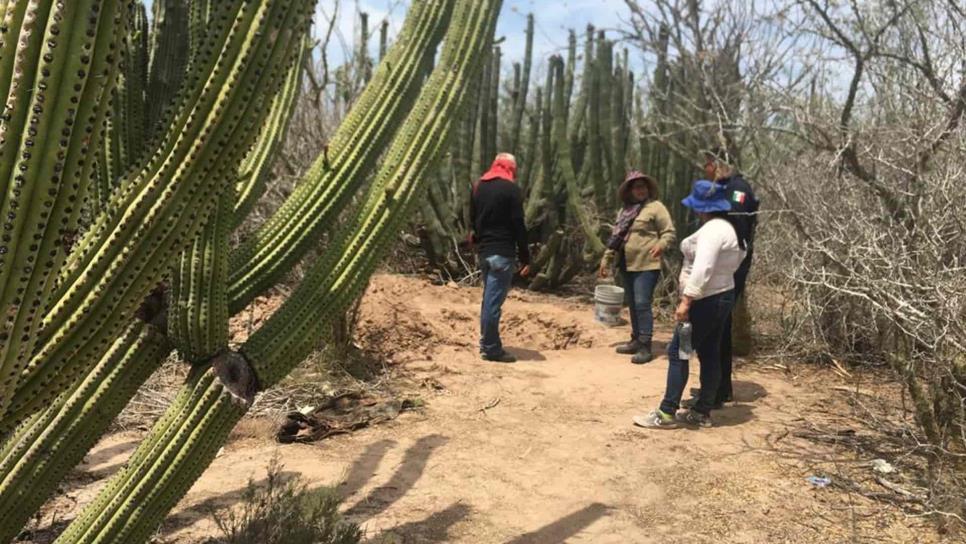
[681,179,732,213]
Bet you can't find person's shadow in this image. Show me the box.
[505,346,546,361]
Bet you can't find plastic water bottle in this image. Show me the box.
[677,322,693,360]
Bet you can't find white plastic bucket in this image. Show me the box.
[594,285,624,326]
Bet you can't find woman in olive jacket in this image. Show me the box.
[599,171,676,363]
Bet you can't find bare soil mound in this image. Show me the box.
[355,276,602,363]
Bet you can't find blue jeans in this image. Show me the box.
[620,268,660,343]
[480,254,515,356]
[660,290,736,416]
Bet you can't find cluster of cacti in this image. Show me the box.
[0,1,501,542]
[412,20,641,289]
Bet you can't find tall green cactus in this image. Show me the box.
[0,0,127,419]
[0,0,312,433]
[146,0,190,134]
[0,4,464,537]
[51,3,500,542]
[0,323,169,544]
[232,41,304,225]
[508,14,533,152]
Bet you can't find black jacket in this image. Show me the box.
[470,178,530,265]
[717,174,759,250]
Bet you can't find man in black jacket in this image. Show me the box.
[470,153,531,363]
[704,148,759,405]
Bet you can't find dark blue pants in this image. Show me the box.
[479,254,515,356]
[718,250,752,403]
[660,290,736,416]
[620,268,660,343]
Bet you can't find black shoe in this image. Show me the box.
[631,347,653,365]
[631,341,653,364]
[482,351,517,363]
[682,396,724,410]
[676,409,713,428]
[616,339,642,355]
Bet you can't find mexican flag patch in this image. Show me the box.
[732,190,746,204]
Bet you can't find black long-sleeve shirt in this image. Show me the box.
[718,173,759,251]
[470,178,530,265]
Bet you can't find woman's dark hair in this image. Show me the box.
[706,211,748,250]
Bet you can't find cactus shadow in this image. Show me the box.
[344,434,448,519]
[504,502,610,544]
[79,439,142,475]
[160,435,447,537]
[375,502,472,543]
[339,439,397,500]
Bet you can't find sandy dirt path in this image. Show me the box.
[71,276,937,543]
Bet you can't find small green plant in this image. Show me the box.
[207,455,361,544]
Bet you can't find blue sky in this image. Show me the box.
[141,1,635,76]
[317,1,631,72]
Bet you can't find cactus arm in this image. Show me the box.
[0,323,169,544]
[508,13,533,152]
[168,192,233,363]
[487,47,500,158]
[244,0,501,384]
[232,40,304,225]
[226,0,456,313]
[0,0,311,432]
[550,56,605,259]
[0,0,126,417]
[568,24,594,146]
[146,0,189,133]
[379,19,389,60]
[518,86,541,191]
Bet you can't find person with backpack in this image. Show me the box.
[599,171,676,364]
[634,180,747,428]
[470,153,531,363]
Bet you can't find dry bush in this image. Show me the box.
[205,456,361,544]
[624,0,966,522]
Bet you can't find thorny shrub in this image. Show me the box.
[206,456,361,544]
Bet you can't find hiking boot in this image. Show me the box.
[633,410,678,429]
[615,339,642,355]
[631,347,653,365]
[676,409,712,428]
[482,351,517,363]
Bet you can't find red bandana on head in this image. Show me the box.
[480,155,517,183]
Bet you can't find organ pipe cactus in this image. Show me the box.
[0,3,462,536]
[0,0,312,433]
[414,21,635,289]
[508,14,533,153]
[0,324,169,544]
[52,2,500,542]
[232,42,304,225]
[0,0,127,418]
